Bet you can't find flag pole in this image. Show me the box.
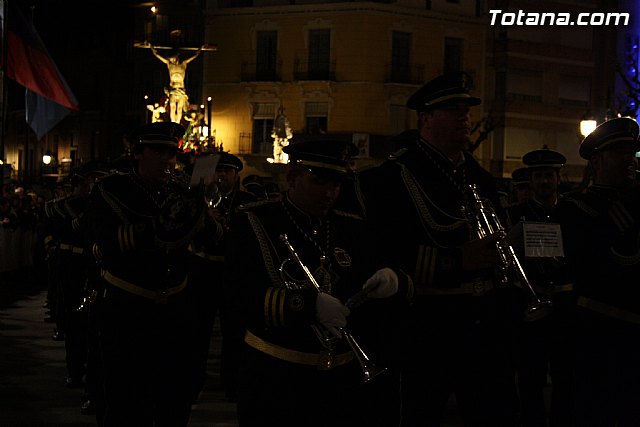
[0,0,8,165]
[23,4,34,185]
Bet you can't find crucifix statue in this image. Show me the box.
[135,32,216,124]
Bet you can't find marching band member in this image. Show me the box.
[226,140,412,427]
[506,147,574,427]
[356,73,519,426]
[554,117,640,426]
[85,122,205,427]
[187,151,256,403]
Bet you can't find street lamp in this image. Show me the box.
[579,112,597,138]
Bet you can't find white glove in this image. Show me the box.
[362,268,399,299]
[315,293,350,339]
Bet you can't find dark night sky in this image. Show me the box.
[6,1,136,115]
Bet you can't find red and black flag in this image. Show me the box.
[2,1,79,139]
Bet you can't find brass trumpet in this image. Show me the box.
[463,184,553,322]
[278,234,387,383]
[203,178,223,208]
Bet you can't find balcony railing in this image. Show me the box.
[238,132,252,154]
[240,59,283,82]
[238,133,274,155]
[293,49,336,81]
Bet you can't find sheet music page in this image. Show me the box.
[189,154,220,186]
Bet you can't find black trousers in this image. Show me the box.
[237,344,402,427]
[573,309,640,427]
[59,254,89,380]
[515,307,575,427]
[400,294,519,427]
[186,256,223,401]
[95,286,194,427]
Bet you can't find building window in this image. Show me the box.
[252,119,274,154]
[391,31,412,83]
[252,103,276,154]
[306,117,327,134]
[507,72,542,102]
[305,102,328,134]
[308,29,331,80]
[503,127,542,160]
[256,31,278,81]
[558,74,590,107]
[444,37,463,74]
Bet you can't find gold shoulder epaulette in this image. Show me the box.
[237,199,276,212]
[333,209,364,221]
[388,147,408,160]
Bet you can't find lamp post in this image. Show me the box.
[206,96,212,134]
[206,97,213,150]
[144,95,150,124]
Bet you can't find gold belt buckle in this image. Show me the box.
[318,350,334,370]
[472,281,486,297]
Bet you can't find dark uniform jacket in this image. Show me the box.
[60,195,88,240]
[226,194,412,367]
[43,194,93,325]
[43,197,66,254]
[554,185,640,323]
[45,195,90,254]
[356,137,500,294]
[47,194,92,287]
[86,171,204,301]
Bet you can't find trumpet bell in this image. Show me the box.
[339,327,387,384]
[362,362,388,384]
[204,182,222,208]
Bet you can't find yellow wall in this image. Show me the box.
[203,3,486,157]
